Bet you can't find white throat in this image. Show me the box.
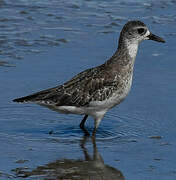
[126,40,138,59]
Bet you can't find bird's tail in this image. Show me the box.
[13,88,54,103]
[13,94,38,103]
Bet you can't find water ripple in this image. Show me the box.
[0,0,174,66]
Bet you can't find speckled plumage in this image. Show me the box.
[13,20,165,136]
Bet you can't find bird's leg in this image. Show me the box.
[80,115,88,129]
[92,117,102,137]
[80,115,90,136]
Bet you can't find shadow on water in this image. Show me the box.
[12,136,125,180]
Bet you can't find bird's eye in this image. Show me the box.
[137,28,145,34]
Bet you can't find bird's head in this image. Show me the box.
[120,20,165,44]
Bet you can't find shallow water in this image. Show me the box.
[0,0,176,179]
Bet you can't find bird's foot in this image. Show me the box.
[82,127,90,137]
[80,123,90,136]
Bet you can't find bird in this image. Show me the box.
[13,20,165,137]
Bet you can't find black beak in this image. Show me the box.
[147,33,165,43]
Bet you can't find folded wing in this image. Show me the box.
[13,65,119,107]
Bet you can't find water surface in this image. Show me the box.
[0,0,176,179]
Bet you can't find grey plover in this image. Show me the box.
[13,20,165,136]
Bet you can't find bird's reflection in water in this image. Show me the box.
[15,137,125,180]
